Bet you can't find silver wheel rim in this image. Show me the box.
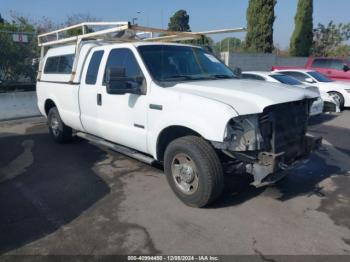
[50,115,60,136]
[171,153,199,195]
[329,92,341,105]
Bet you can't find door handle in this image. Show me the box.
[97,93,102,106]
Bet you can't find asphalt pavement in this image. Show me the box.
[0,111,349,256]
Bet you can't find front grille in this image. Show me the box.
[259,100,310,162]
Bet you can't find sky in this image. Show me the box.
[0,0,349,49]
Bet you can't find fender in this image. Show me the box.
[147,87,238,159]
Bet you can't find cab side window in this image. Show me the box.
[103,48,142,84]
[330,59,344,70]
[312,59,330,68]
[85,50,104,85]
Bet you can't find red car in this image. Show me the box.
[272,57,350,82]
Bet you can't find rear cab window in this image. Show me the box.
[85,50,104,85]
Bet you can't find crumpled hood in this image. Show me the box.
[171,79,318,115]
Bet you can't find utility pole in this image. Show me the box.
[227,38,230,53]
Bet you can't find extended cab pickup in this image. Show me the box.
[37,40,321,207]
[272,57,350,81]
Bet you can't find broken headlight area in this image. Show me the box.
[212,99,322,187]
[223,114,265,151]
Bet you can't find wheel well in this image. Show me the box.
[44,99,56,116]
[156,126,200,161]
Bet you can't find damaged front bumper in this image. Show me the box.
[247,135,322,186]
[212,135,322,187]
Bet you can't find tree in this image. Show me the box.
[34,16,58,34]
[168,10,190,32]
[289,0,313,56]
[167,10,213,51]
[312,21,350,57]
[215,37,243,52]
[0,15,38,83]
[0,13,4,24]
[187,35,214,52]
[65,13,97,36]
[245,0,276,53]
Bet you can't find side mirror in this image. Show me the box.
[106,67,145,95]
[343,64,349,72]
[233,67,242,78]
[305,77,315,84]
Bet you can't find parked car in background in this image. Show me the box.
[241,71,339,115]
[272,69,350,109]
[272,57,350,82]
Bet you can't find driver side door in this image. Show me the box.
[97,47,149,153]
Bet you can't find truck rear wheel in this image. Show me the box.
[48,107,73,143]
[164,136,224,208]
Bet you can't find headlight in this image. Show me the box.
[224,114,264,151]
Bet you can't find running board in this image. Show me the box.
[76,132,155,165]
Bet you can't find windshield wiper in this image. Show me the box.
[163,75,213,81]
[169,75,196,79]
[210,74,235,79]
[163,74,233,81]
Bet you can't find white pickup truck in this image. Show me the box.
[37,25,321,207]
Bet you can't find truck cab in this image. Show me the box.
[306,58,350,81]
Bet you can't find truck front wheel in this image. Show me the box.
[48,107,73,143]
[164,136,224,208]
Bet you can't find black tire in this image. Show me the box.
[328,91,345,109]
[47,107,73,143]
[164,136,224,208]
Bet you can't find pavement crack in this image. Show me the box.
[252,238,277,262]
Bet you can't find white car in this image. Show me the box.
[242,71,340,115]
[273,69,350,108]
[36,22,321,207]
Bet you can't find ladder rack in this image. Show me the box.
[37,21,246,81]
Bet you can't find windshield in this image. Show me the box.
[138,45,235,82]
[270,74,302,85]
[307,71,333,82]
